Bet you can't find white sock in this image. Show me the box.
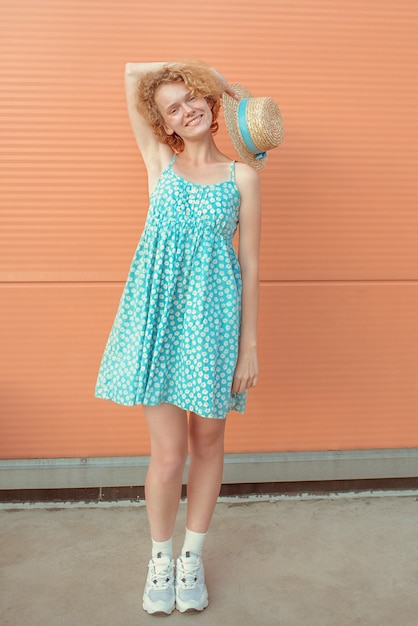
[181,528,207,556]
[151,537,173,559]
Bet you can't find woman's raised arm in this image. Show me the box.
[124,62,173,179]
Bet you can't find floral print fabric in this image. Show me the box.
[95,156,246,418]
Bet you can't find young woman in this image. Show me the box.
[95,61,261,615]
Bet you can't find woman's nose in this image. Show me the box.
[183,102,194,114]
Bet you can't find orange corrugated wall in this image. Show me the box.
[1,0,418,459]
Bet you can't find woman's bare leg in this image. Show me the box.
[144,403,189,541]
[186,413,226,533]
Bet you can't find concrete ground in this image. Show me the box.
[1,493,418,626]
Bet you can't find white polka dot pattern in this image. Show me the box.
[95,156,246,419]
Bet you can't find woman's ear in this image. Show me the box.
[163,124,174,136]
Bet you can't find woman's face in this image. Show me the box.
[154,81,213,141]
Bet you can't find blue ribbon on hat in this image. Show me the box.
[237,98,267,160]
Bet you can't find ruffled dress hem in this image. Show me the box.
[94,391,246,420]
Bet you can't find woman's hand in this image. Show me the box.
[231,345,259,394]
[223,81,240,100]
[211,68,240,100]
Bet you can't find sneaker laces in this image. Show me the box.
[150,553,173,589]
[178,551,201,589]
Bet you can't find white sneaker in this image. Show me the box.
[142,553,175,615]
[175,551,209,613]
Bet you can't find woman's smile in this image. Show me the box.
[185,113,203,127]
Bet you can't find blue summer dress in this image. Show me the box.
[95,155,246,419]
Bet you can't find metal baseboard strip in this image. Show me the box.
[0,448,417,491]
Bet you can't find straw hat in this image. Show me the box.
[222,84,284,171]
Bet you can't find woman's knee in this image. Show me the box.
[149,449,187,483]
[145,403,189,480]
[189,416,226,460]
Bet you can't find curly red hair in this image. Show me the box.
[136,63,223,152]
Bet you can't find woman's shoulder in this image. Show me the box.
[234,161,259,188]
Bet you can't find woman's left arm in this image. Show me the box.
[232,163,261,394]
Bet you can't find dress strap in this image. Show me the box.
[230,160,236,182]
[167,153,177,169]
[159,153,177,179]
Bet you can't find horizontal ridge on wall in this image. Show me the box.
[1,449,418,491]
